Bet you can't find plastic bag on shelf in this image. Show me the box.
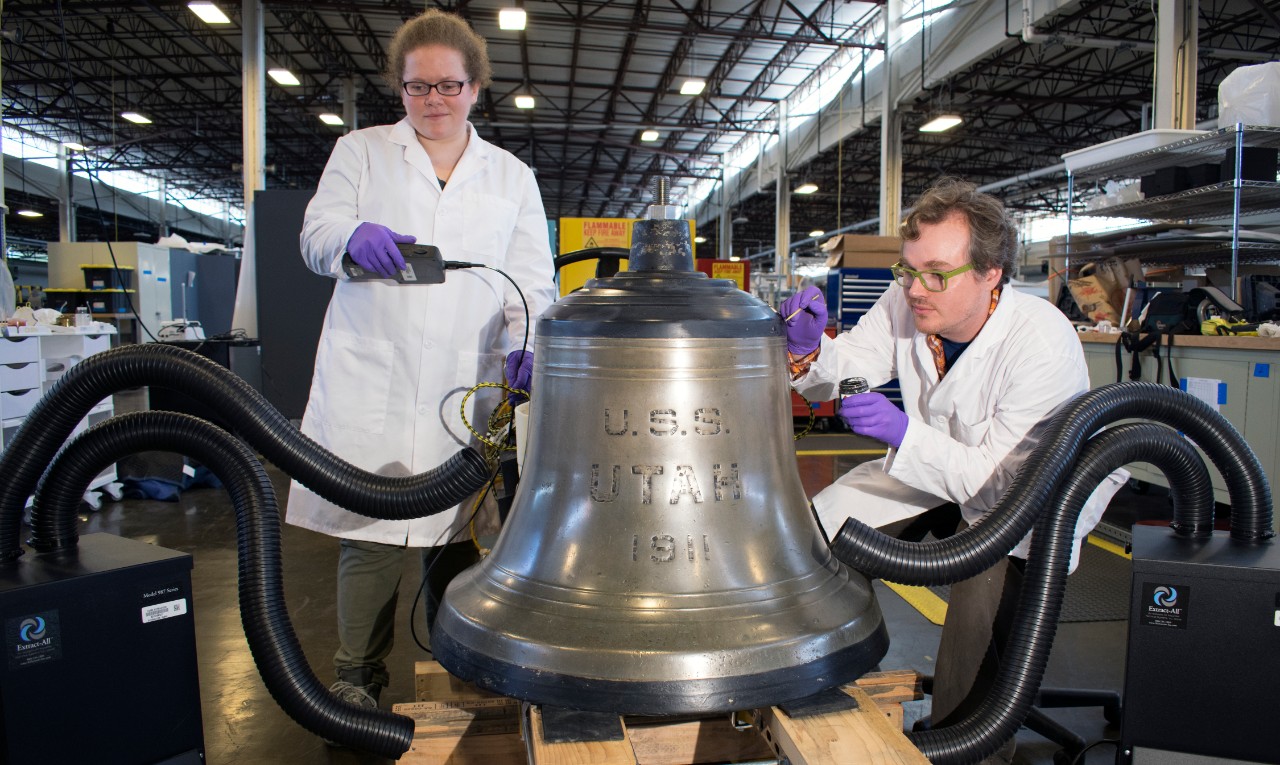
[1219,62,1280,127]
[1068,264,1122,324]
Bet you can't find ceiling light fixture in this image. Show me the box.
[793,181,818,195]
[919,114,963,133]
[694,236,707,243]
[514,95,536,109]
[121,112,152,124]
[63,141,87,151]
[809,229,825,238]
[188,2,231,24]
[640,129,660,142]
[498,8,527,30]
[268,69,300,86]
[680,79,706,96]
[16,210,44,218]
[318,113,344,126]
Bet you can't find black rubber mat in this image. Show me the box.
[1059,542,1132,623]
[921,542,1131,624]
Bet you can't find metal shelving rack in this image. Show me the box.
[1066,124,1280,300]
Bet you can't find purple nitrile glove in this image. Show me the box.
[779,286,827,355]
[346,222,416,278]
[839,392,909,448]
[505,350,534,405]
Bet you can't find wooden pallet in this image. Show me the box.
[394,661,927,764]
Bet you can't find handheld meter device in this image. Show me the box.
[342,243,446,284]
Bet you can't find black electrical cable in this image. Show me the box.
[400,260,531,647]
[1068,738,1120,765]
[408,457,502,654]
[25,411,414,758]
[445,261,532,369]
[54,0,159,341]
[4,343,490,560]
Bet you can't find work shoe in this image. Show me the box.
[323,680,382,747]
[330,679,381,708]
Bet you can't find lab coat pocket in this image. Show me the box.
[951,410,992,446]
[311,330,394,434]
[449,350,503,441]
[462,193,519,260]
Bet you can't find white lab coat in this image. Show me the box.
[285,119,557,547]
[794,284,1126,570]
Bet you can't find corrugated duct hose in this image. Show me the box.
[831,381,1274,764]
[0,344,493,759]
[27,411,417,757]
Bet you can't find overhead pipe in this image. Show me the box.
[1020,0,1272,60]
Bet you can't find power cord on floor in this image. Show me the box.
[408,456,502,654]
[1069,737,1120,765]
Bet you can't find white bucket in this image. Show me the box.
[514,401,530,474]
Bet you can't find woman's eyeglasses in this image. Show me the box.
[402,80,469,97]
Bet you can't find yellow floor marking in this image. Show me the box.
[882,581,948,626]
[881,533,1127,625]
[1087,533,1131,559]
[795,449,888,456]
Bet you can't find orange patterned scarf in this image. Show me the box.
[925,287,1001,379]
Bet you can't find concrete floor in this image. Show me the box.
[61,404,1145,764]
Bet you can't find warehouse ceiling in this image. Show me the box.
[3,0,1278,258]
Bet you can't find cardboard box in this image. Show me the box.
[821,234,901,270]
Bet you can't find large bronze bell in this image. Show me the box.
[431,188,887,714]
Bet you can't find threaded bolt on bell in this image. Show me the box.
[652,176,671,206]
[645,175,683,222]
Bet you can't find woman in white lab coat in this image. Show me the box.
[285,9,556,716]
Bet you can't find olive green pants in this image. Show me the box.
[332,538,480,689]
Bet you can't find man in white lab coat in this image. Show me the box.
[286,10,556,715]
[782,177,1124,762]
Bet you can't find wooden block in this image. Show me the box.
[416,659,505,703]
[526,705,637,765]
[400,731,527,765]
[850,669,924,707]
[394,697,521,738]
[756,687,929,765]
[407,661,927,764]
[627,717,775,765]
[396,667,526,764]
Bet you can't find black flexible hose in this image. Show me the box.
[25,411,415,759]
[1,343,490,559]
[830,382,1273,585]
[912,422,1218,763]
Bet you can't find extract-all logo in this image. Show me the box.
[18,616,46,642]
[1141,582,1190,630]
[7,610,62,668]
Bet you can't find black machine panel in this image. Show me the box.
[1120,525,1280,764]
[0,534,204,764]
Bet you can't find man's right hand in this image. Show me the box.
[347,222,415,278]
[779,286,828,355]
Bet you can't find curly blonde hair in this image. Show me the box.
[383,9,493,91]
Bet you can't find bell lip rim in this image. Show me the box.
[428,619,890,716]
